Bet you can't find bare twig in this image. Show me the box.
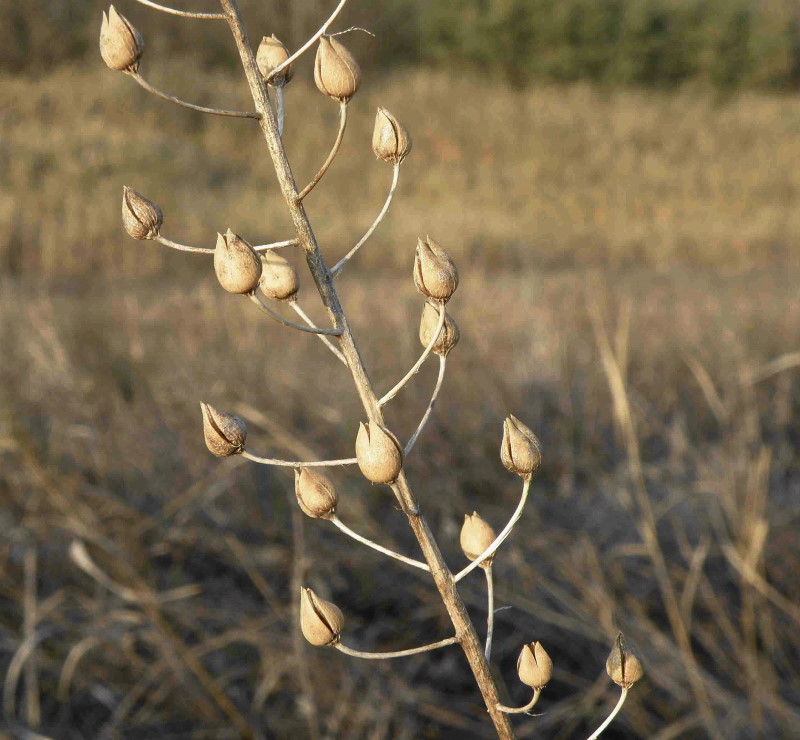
[330,515,430,571]
[379,303,445,406]
[129,71,260,119]
[498,688,542,714]
[134,0,226,19]
[275,86,286,138]
[241,450,357,468]
[290,300,348,365]
[253,238,298,251]
[587,687,629,740]
[153,235,297,253]
[332,162,400,276]
[298,101,348,200]
[405,355,447,455]
[336,636,460,659]
[484,564,495,661]
[249,292,342,335]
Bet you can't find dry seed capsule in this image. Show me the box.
[372,107,412,164]
[256,35,293,86]
[121,186,162,240]
[414,237,459,303]
[200,403,246,457]
[314,36,361,101]
[100,5,144,72]
[260,251,299,301]
[300,587,344,646]
[214,229,262,294]
[517,642,553,689]
[606,633,644,689]
[500,415,542,479]
[460,512,497,564]
[295,468,338,520]
[355,422,403,484]
[419,301,460,357]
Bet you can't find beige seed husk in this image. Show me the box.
[414,237,459,302]
[355,422,403,484]
[419,301,460,357]
[460,512,497,563]
[300,587,344,646]
[100,6,143,72]
[606,633,644,689]
[500,414,542,478]
[372,107,412,164]
[256,34,293,86]
[260,251,299,301]
[200,403,246,457]
[517,642,553,689]
[122,186,162,240]
[295,468,338,519]
[314,36,361,101]
[214,230,262,294]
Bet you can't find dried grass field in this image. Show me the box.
[1,61,800,738]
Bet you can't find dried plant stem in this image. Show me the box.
[219,3,515,734]
[298,101,348,200]
[23,548,40,727]
[275,86,285,138]
[241,450,357,468]
[129,71,259,118]
[134,0,226,19]
[249,292,342,335]
[498,688,542,714]
[484,563,495,661]
[455,479,531,582]
[586,687,628,740]
[332,162,399,276]
[405,355,447,455]
[155,234,214,253]
[290,301,348,365]
[330,515,430,571]
[379,304,445,406]
[253,239,298,251]
[336,636,459,659]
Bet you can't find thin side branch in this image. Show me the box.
[298,101,348,200]
[498,688,542,715]
[129,71,260,119]
[454,478,531,582]
[241,450,357,468]
[290,301,348,365]
[331,162,400,276]
[155,234,214,253]
[335,636,460,659]
[330,515,430,571]
[134,0,226,19]
[586,687,629,740]
[249,293,343,335]
[254,239,298,251]
[404,355,447,455]
[264,0,349,84]
[484,564,495,661]
[379,303,445,406]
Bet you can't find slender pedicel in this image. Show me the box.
[134,0,226,19]
[298,101,348,200]
[330,515,429,571]
[249,292,342,336]
[335,636,459,659]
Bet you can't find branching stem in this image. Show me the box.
[331,162,400,276]
[289,301,347,364]
[335,636,459,659]
[275,86,285,138]
[298,101,348,200]
[249,293,342,335]
[498,688,542,715]
[586,687,629,740]
[484,564,495,661]
[404,355,447,455]
[330,515,430,571]
[241,451,356,468]
[134,0,226,19]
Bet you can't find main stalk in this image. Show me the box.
[218,1,515,736]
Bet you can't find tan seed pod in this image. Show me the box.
[300,587,344,646]
[100,5,144,72]
[517,642,553,689]
[200,403,246,457]
[372,107,412,164]
[419,301,460,357]
[121,186,162,240]
[500,415,542,479]
[414,237,459,303]
[460,512,497,563]
[355,422,403,484]
[214,229,262,294]
[260,251,299,301]
[314,36,361,101]
[295,468,338,519]
[256,35,293,86]
[606,632,644,689]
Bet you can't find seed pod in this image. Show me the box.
[460,512,497,564]
[100,6,144,72]
[606,633,644,689]
[419,301,460,357]
[256,35,293,86]
[500,415,542,479]
[372,107,412,164]
[121,186,162,240]
[414,237,458,303]
[200,403,246,457]
[517,642,553,689]
[300,587,344,646]
[295,468,338,519]
[314,36,361,101]
[260,251,299,301]
[355,422,403,484]
[214,229,262,294]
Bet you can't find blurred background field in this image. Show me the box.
[2,0,800,738]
